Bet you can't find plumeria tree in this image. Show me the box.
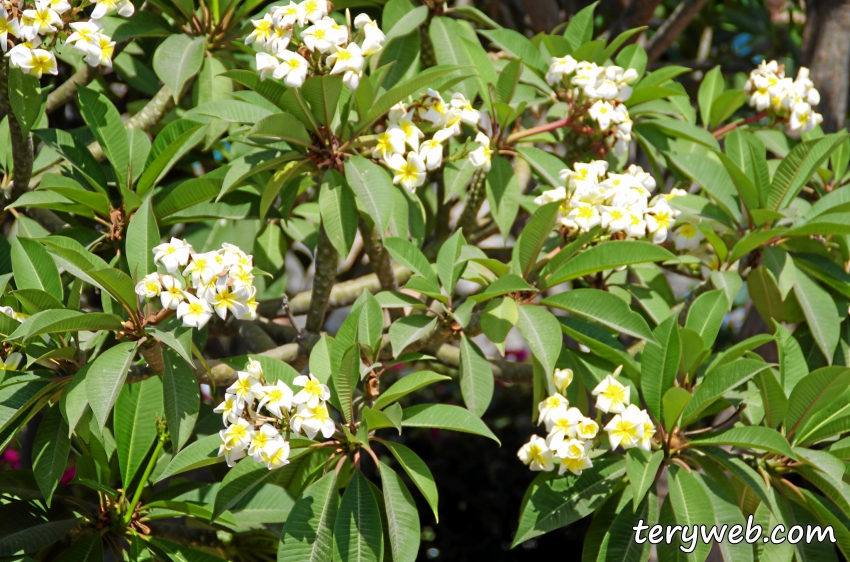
[0,0,849,560]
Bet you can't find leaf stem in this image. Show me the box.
[123,434,166,526]
[712,111,768,138]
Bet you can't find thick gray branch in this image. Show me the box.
[645,0,711,63]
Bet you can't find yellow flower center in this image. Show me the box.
[336,49,351,61]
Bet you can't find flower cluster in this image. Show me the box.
[250,0,384,91]
[135,239,258,330]
[743,60,823,138]
[1,0,131,79]
[214,361,335,470]
[534,161,685,244]
[372,91,491,192]
[518,366,656,476]
[546,55,638,156]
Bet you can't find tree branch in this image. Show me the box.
[1,60,34,205]
[45,65,102,114]
[457,170,487,233]
[645,0,711,63]
[306,226,339,333]
[359,218,397,292]
[433,343,532,385]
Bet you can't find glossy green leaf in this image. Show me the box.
[517,304,562,378]
[162,348,199,453]
[115,376,163,488]
[11,237,62,302]
[402,403,499,444]
[152,34,206,101]
[641,315,680,421]
[373,371,450,411]
[689,426,795,458]
[625,448,663,510]
[458,334,494,417]
[32,404,70,505]
[334,470,383,562]
[382,440,439,522]
[543,241,673,287]
[542,289,655,342]
[86,341,140,429]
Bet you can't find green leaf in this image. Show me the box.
[344,156,394,238]
[126,197,159,282]
[388,314,437,357]
[59,364,90,436]
[9,310,124,342]
[564,1,598,50]
[436,229,466,296]
[86,341,140,429]
[11,237,62,302]
[363,405,402,433]
[662,387,691,434]
[358,292,384,360]
[33,129,108,192]
[710,90,747,129]
[8,68,40,141]
[152,34,206,101]
[479,28,547,74]
[684,290,728,348]
[481,297,518,356]
[401,403,500,444]
[666,151,741,222]
[247,113,313,148]
[785,366,850,440]
[278,470,339,562]
[667,466,715,562]
[188,99,274,124]
[156,433,222,481]
[516,304,562,377]
[468,273,535,303]
[641,315,680,421]
[458,334,494,417]
[682,358,770,423]
[513,457,625,546]
[88,267,139,316]
[32,405,70,505]
[318,170,357,258]
[793,268,841,363]
[542,289,655,342]
[77,85,130,190]
[767,133,848,211]
[377,462,420,562]
[755,369,788,429]
[597,488,658,562]
[384,237,439,287]
[382,440,439,522]
[697,66,723,128]
[0,502,79,556]
[516,146,564,189]
[543,241,674,287]
[213,456,282,521]
[334,470,383,562]
[693,472,753,562]
[689,426,795,458]
[615,44,647,81]
[373,371,450,411]
[115,376,163,488]
[517,202,560,278]
[625,448,663,510]
[53,532,103,562]
[428,18,477,102]
[162,348,199,453]
[716,152,760,216]
[486,156,521,238]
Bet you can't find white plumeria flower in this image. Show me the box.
[576,417,599,441]
[354,13,385,42]
[388,111,424,151]
[246,13,275,47]
[625,211,647,238]
[432,109,463,142]
[228,264,255,290]
[361,33,383,56]
[219,445,247,467]
[625,164,656,191]
[91,0,134,19]
[0,352,22,372]
[176,294,214,329]
[293,373,331,409]
[553,368,573,393]
[21,2,61,37]
[195,278,218,303]
[420,89,447,126]
[153,238,192,274]
[301,19,335,53]
[343,69,362,91]
[545,406,584,450]
[242,287,259,322]
[300,0,328,24]
[213,393,244,425]
[248,424,280,461]
[546,54,577,85]
[556,438,593,476]
[388,101,408,124]
[246,359,264,379]
[387,152,427,192]
[159,275,185,310]
[0,8,19,52]
[450,93,480,127]
[517,435,554,472]
[83,33,116,68]
[588,100,616,130]
[372,129,406,160]
[300,402,336,439]
[418,139,443,171]
[273,1,301,27]
[604,404,646,450]
[268,23,292,54]
[210,285,250,320]
[600,206,630,233]
[219,418,254,453]
[227,370,264,409]
[672,224,705,251]
[591,370,629,414]
[262,436,291,470]
[48,0,71,14]
[328,42,364,75]
[183,251,223,286]
[537,393,568,426]
[566,201,601,232]
[273,50,309,88]
[135,273,162,299]
[257,380,293,419]
[256,52,282,81]
[788,101,821,136]
[637,410,656,451]
[468,132,494,172]
[18,48,58,78]
[66,20,102,47]
[533,187,567,206]
[645,203,675,244]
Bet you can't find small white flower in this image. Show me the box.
[66,20,102,47]
[219,418,254,453]
[645,204,675,244]
[418,139,443,171]
[271,50,309,88]
[219,445,246,467]
[387,152,427,192]
[533,187,567,206]
[588,100,616,130]
[518,435,554,472]
[227,370,265,409]
[372,128,406,161]
[183,251,224,286]
[591,370,629,414]
[301,19,335,53]
[636,410,656,451]
[153,238,192,274]
[248,424,280,461]
[82,33,115,68]
[388,111,424,151]
[246,13,275,47]
[176,294,214,329]
[210,285,250,320]
[545,406,584,450]
[600,206,630,233]
[537,393,568,427]
[0,8,19,52]
[300,402,336,439]
[468,132,493,172]
[343,68,362,91]
[432,109,463,142]
[246,359,264,379]
[292,373,331,409]
[575,417,599,441]
[91,0,134,19]
[257,380,294,419]
[299,0,328,24]
[555,438,593,476]
[262,436,291,469]
[48,0,71,15]
[273,1,301,27]
[0,352,23,372]
[420,89,447,126]
[672,224,705,251]
[16,48,58,78]
[553,368,573,393]
[566,202,601,232]
[268,23,292,54]
[327,42,364,75]
[604,404,645,450]
[546,54,577,85]
[135,273,162,299]
[21,2,61,37]
[159,275,185,310]
[625,211,647,238]
[450,93,480,127]
[213,393,244,425]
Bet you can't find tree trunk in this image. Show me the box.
[608,0,662,42]
[802,0,850,133]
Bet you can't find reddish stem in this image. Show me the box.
[712,111,768,138]
[506,115,571,144]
